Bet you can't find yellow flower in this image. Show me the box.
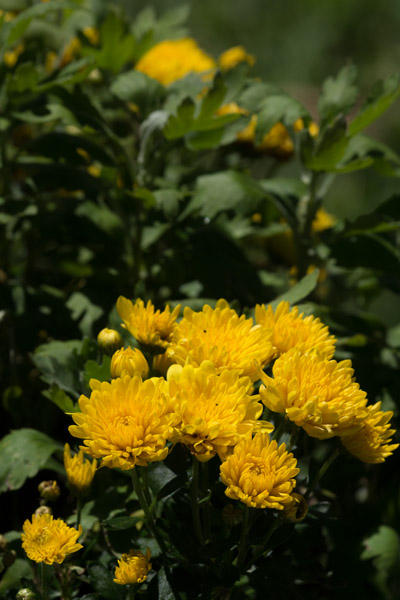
[64,443,97,494]
[293,118,319,138]
[21,513,82,565]
[97,327,123,354]
[4,43,24,68]
[312,208,336,232]
[220,433,299,509]
[117,297,180,349]
[255,300,336,359]
[167,299,274,381]
[135,38,216,86]
[82,26,99,45]
[219,45,255,70]
[259,349,368,439]
[110,347,149,378]
[69,376,173,470]
[341,402,399,463]
[60,37,81,67]
[166,361,270,462]
[0,10,17,22]
[283,492,308,522]
[114,549,151,585]
[152,351,174,375]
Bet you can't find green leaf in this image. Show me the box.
[318,65,358,124]
[88,564,124,600]
[0,429,61,493]
[259,178,308,199]
[270,270,320,308]
[66,292,103,337]
[163,97,196,139]
[256,94,307,142]
[362,526,400,590]
[306,118,349,171]
[0,559,32,595]
[75,201,123,234]
[83,356,111,388]
[93,13,136,73]
[42,385,78,413]
[110,70,164,109]
[153,189,182,218]
[104,515,141,530]
[7,62,39,93]
[158,568,175,600]
[349,73,400,136]
[197,73,226,120]
[32,340,82,397]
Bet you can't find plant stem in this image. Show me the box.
[236,506,250,571]
[131,469,167,555]
[40,563,47,600]
[76,497,82,529]
[201,461,211,543]
[246,518,280,569]
[307,446,341,498]
[191,458,204,546]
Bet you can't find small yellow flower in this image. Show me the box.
[0,10,17,22]
[117,297,180,349]
[21,513,82,565]
[69,376,174,470]
[166,361,270,462]
[219,46,255,70]
[97,328,123,354]
[255,300,336,359]
[4,43,24,68]
[135,38,216,86]
[283,492,308,522]
[259,349,368,439]
[60,37,81,67]
[82,26,99,45]
[293,118,319,137]
[312,208,336,232]
[111,347,149,378]
[64,443,97,494]
[341,402,399,463]
[167,299,274,381]
[114,548,151,585]
[220,433,299,509]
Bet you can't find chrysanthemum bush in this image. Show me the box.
[1,1,400,599]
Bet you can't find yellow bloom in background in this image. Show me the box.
[341,402,399,463]
[259,349,368,439]
[114,548,151,585]
[167,299,274,381]
[21,513,82,565]
[60,37,81,67]
[166,361,270,462]
[135,38,216,86]
[69,376,174,470]
[220,433,299,509]
[293,118,319,138]
[0,10,17,22]
[110,347,149,378]
[255,300,336,359]
[312,207,336,232]
[219,45,255,70]
[82,26,99,45]
[152,351,174,375]
[97,327,123,354]
[4,43,24,68]
[64,443,97,494]
[117,297,180,349]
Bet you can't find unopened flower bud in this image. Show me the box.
[97,328,123,354]
[16,588,37,600]
[35,505,52,517]
[38,480,60,502]
[283,492,308,523]
[111,347,149,379]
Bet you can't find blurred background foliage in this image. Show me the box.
[0,0,400,598]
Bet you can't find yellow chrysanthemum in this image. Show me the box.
[64,443,97,494]
[259,349,368,439]
[255,300,336,359]
[135,38,216,86]
[152,351,174,375]
[114,549,151,585]
[312,208,336,232]
[166,361,270,462]
[167,299,274,380]
[69,376,174,470]
[117,297,180,349]
[341,402,398,463]
[219,45,255,70]
[21,513,82,565]
[220,433,299,509]
[110,347,149,378]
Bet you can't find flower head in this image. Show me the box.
[111,347,149,379]
[21,513,82,565]
[38,480,60,502]
[220,433,299,509]
[167,300,273,380]
[255,300,336,359]
[166,361,270,462]
[135,38,215,85]
[64,443,97,494]
[283,492,308,522]
[117,297,180,349]
[341,402,398,463]
[69,376,173,470]
[97,328,123,354]
[114,549,151,585]
[219,45,255,70]
[259,349,368,439]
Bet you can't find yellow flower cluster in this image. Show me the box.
[21,513,82,565]
[64,443,97,494]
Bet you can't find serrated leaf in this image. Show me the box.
[66,292,103,337]
[318,65,358,124]
[349,73,400,136]
[32,340,82,397]
[0,429,61,493]
[256,94,308,142]
[110,70,164,109]
[158,567,176,600]
[83,356,111,388]
[0,559,32,594]
[362,525,400,590]
[42,385,78,413]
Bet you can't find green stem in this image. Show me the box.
[236,506,250,571]
[40,563,48,600]
[191,458,204,546]
[127,584,136,600]
[76,497,82,529]
[246,518,280,569]
[307,446,341,498]
[201,462,211,543]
